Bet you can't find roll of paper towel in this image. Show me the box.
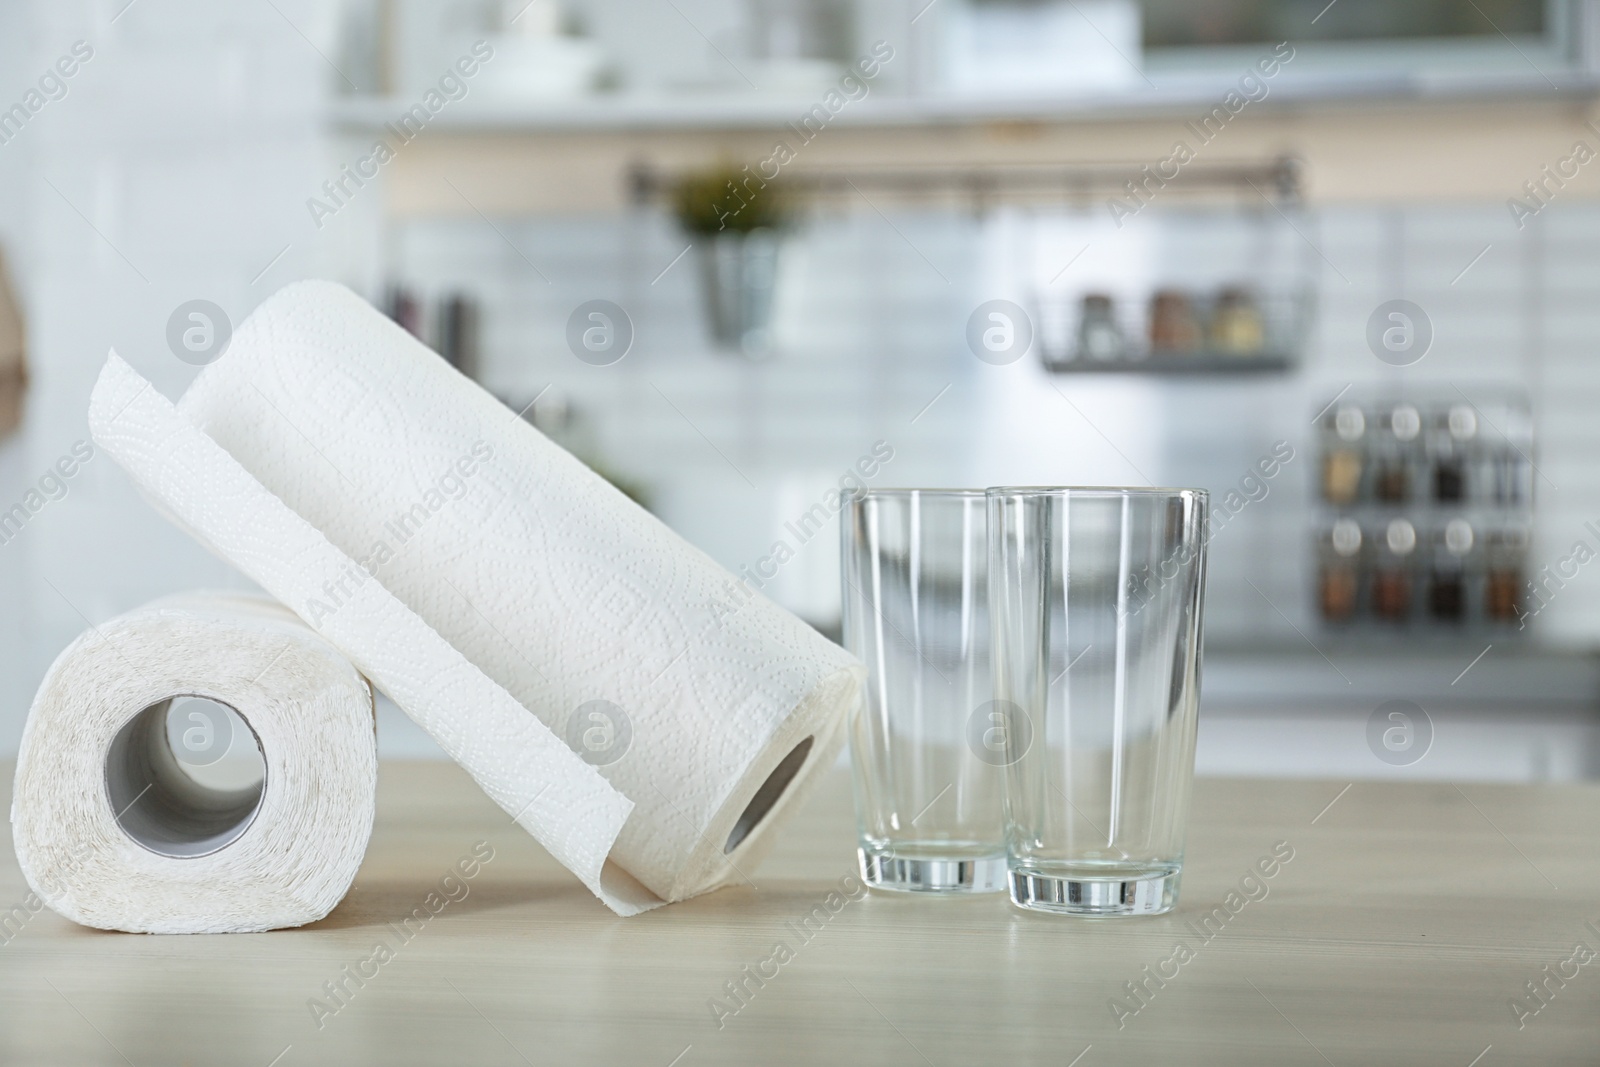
[11,592,377,934]
[88,280,863,915]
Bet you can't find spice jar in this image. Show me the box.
[1149,289,1201,353]
[1372,518,1416,622]
[1321,405,1366,506]
[1428,519,1474,622]
[1076,293,1124,362]
[1432,404,1476,504]
[1208,286,1265,356]
[1485,527,1529,624]
[1318,518,1363,622]
[1374,403,1421,504]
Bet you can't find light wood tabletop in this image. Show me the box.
[1,760,1597,1066]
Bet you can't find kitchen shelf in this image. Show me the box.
[324,69,1600,136]
[1046,352,1294,375]
[1203,645,1599,709]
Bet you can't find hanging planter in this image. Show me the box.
[698,228,780,355]
[672,166,791,358]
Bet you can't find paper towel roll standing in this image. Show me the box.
[11,592,377,934]
[89,280,864,912]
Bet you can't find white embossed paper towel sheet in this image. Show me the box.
[11,592,376,933]
[87,280,864,915]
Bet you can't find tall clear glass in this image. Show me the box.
[841,489,1006,893]
[988,487,1208,916]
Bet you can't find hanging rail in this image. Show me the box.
[628,156,1302,211]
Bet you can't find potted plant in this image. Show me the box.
[672,164,790,357]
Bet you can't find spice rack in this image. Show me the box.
[1038,286,1303,374]
[1313,391,1534,632]
[629,156,1312,375]
[1029,165,1313,375]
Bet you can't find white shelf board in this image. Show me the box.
[326,70,1600,135]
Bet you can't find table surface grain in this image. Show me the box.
[1,761,1597,1066]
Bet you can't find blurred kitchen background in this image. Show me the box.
[1,0,1598,780]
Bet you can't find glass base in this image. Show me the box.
[1008,864,1181,916]
[858,845,1007,894]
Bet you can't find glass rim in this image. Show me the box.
[852,487,988,499]
[984,486,1209,499]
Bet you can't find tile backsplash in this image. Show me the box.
[387,198,1599,650]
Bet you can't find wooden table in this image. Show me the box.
[1,762,1597,1066]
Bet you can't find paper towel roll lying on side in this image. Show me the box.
[88,280,864,914]
[11,592,376,934]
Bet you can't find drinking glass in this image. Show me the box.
[987,487,1208,915]
[841,489,1006,893]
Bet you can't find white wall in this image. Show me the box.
[0,0,341,750]
[0,0,1596,777]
